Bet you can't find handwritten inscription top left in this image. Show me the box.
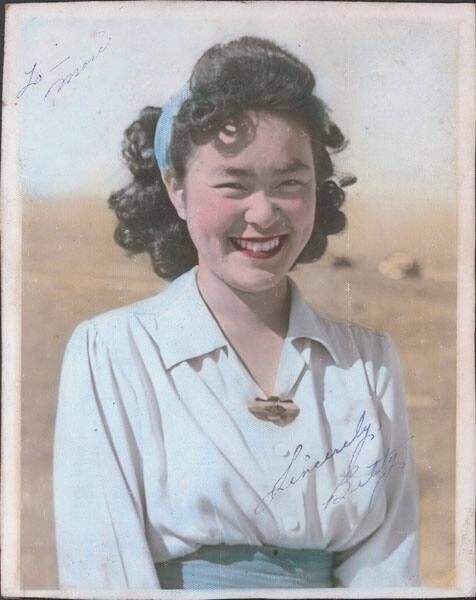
[15,31,111,104]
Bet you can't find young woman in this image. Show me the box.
[54,36,419,590]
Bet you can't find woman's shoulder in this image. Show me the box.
[299,296,395,367]
[290,277,393,365]
[68,270,195,355]
[315,309,390,345]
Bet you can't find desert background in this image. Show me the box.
[21,195,457,589]
[7,0,465,591]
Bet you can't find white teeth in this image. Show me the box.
[233,237,282,252]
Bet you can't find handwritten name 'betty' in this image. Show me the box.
[254,410,378,514]
[16,31,111,103]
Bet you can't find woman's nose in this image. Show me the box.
[244,191,279,229]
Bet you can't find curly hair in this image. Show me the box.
[108,36,354,281]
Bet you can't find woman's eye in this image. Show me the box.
[279,179,304,188]
[213,182,246,191]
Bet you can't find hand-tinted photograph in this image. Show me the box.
[2,1,475,598]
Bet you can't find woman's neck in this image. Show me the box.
[196,267,291,338]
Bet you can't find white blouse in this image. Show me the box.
[54,267,420,590]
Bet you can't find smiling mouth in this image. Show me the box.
[230,235,287,258]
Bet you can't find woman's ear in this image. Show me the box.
[163,170,187,220]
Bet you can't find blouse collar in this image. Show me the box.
[136,267,342,370]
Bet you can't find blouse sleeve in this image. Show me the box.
[53,321,160,590]
[333,332,420,587]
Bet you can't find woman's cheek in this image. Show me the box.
[189,196,239,241]
[294,200,316,246]
[284,195,315,229]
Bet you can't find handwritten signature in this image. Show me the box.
[254,410,411,515]
[322,436,411,511]
[16,31,111,103]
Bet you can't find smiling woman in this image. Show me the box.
[53,36,419,591]
[165,111,317,296]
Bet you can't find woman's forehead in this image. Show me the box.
[187,111,314,176]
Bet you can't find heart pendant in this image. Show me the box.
[247,396,300,427]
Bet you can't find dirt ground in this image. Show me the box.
[20,197,457,589]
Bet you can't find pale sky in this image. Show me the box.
[8,1,463,215]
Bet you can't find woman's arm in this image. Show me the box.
[333,332,420,587]
[54,321,160,590]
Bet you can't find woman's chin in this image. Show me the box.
[222,265,289,295]
[198,254,294,295]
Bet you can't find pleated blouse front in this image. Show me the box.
[54,267,420,590]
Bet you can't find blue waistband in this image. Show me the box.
[156,544,334,589]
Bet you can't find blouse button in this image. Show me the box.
[282,516,300,532]
[274,442,290,457]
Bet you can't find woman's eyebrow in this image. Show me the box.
[211,160,311,178]
[211,167,252,177]
[274,159,312,174]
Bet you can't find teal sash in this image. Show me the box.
[156,544,334,589]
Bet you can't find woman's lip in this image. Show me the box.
[229,234,287,242]
[229,234,287,258]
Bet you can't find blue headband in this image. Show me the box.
[154,85,191,172]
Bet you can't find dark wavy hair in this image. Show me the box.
[108,36,355,280]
